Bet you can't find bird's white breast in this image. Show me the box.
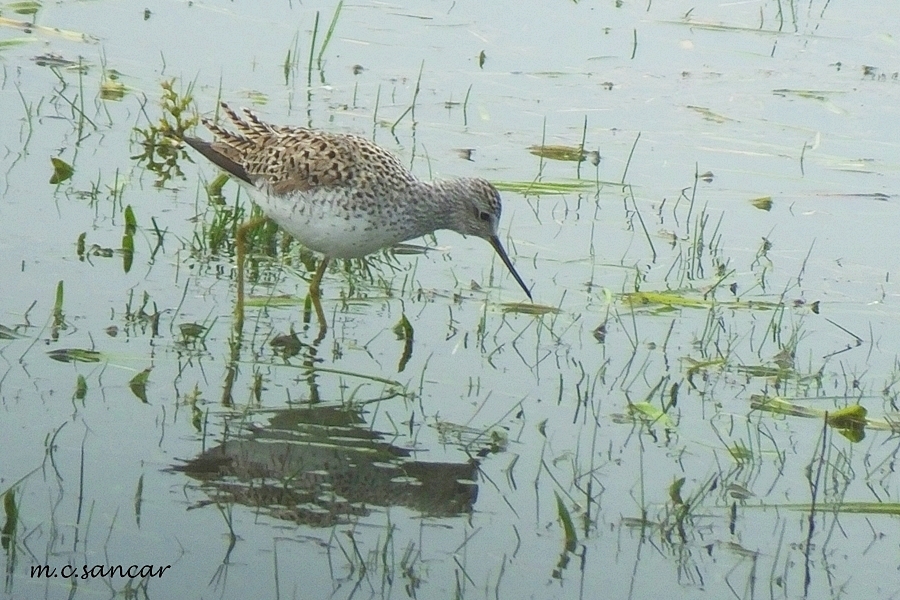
[247,185,408,259]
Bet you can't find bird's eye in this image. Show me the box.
[478,211,491,222]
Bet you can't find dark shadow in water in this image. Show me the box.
[172,405,480,526]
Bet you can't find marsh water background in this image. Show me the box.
[1,1,900,599]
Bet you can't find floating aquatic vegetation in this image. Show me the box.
[392,313,413,372]
[528,144,600,165]
[611,401,676,430]
[686,105,734,123]
[5,1,40,16]
[129,368,152,403]
[49,157,73,184]
[100,69,126,101]
[749,196,773,211]
[47,348,103,363]
[750,395,871,442]
[0,15,98,42]
[501,302,560,315]
[131,80,198,186]
[492,179,597,196]
[622,290,791,312]
[0,36,35,48]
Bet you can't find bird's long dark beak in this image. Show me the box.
[489,235,532,300]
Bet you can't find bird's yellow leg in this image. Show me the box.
[309,257,329,299]
[309,257,329,335]
[234,216,268,333]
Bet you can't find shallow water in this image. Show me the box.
[1,1,899,599]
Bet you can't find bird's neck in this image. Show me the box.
[407,179,464,236]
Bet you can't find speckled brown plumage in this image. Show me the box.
[198,103,416,198]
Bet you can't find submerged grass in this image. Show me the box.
[500,302,560,315]
[622,290,788,312]
[781,501,900,516]
[749,394,894,441]
[0,15,98,42]
[492,180,597,195]
[528,144,599,165]
[47,348,102,363]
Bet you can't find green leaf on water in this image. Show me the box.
[501,302,560,315]
[727,442,754,463]
[74,374,87,401]
[0,16,98,43]
[7,1,41,15]
[623,291,784,312]
[129,368,151,403]
[684,357,726,389]
[245,295,303,307]
[625,401,675,429]
[750,395,869,442]
[750,395,802,416]
[100,77,126,101]
[736,363,790,378]
[0,37,37,48]
[134,473,144,527]
[246,90,269,105]
[2,487,18,548]
[772,88,842,102]
[827,404,867,427]
[191,403,203,433]
[122,232,134,273]
[528,144,588,162]
[76,232,86,259]
[50,157,74,184]
[179,322,206,340]
[784,501,900,516]
[669,477,686,505]
[686,105,733,123]
[124,205,137,235]
[750,395,864,422]
[493,179,597,196]
[392,313,413,340]
[671,18,787,35]
[829,405,868,442]
[53,280,64,321]
[555,492,577,552]
[393,313,414,373]
[47,348,102,363]
[750,196,773,211]
[623,291,710,309]
[726,483,755,500]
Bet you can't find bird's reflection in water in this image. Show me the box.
[174,406,483,526]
